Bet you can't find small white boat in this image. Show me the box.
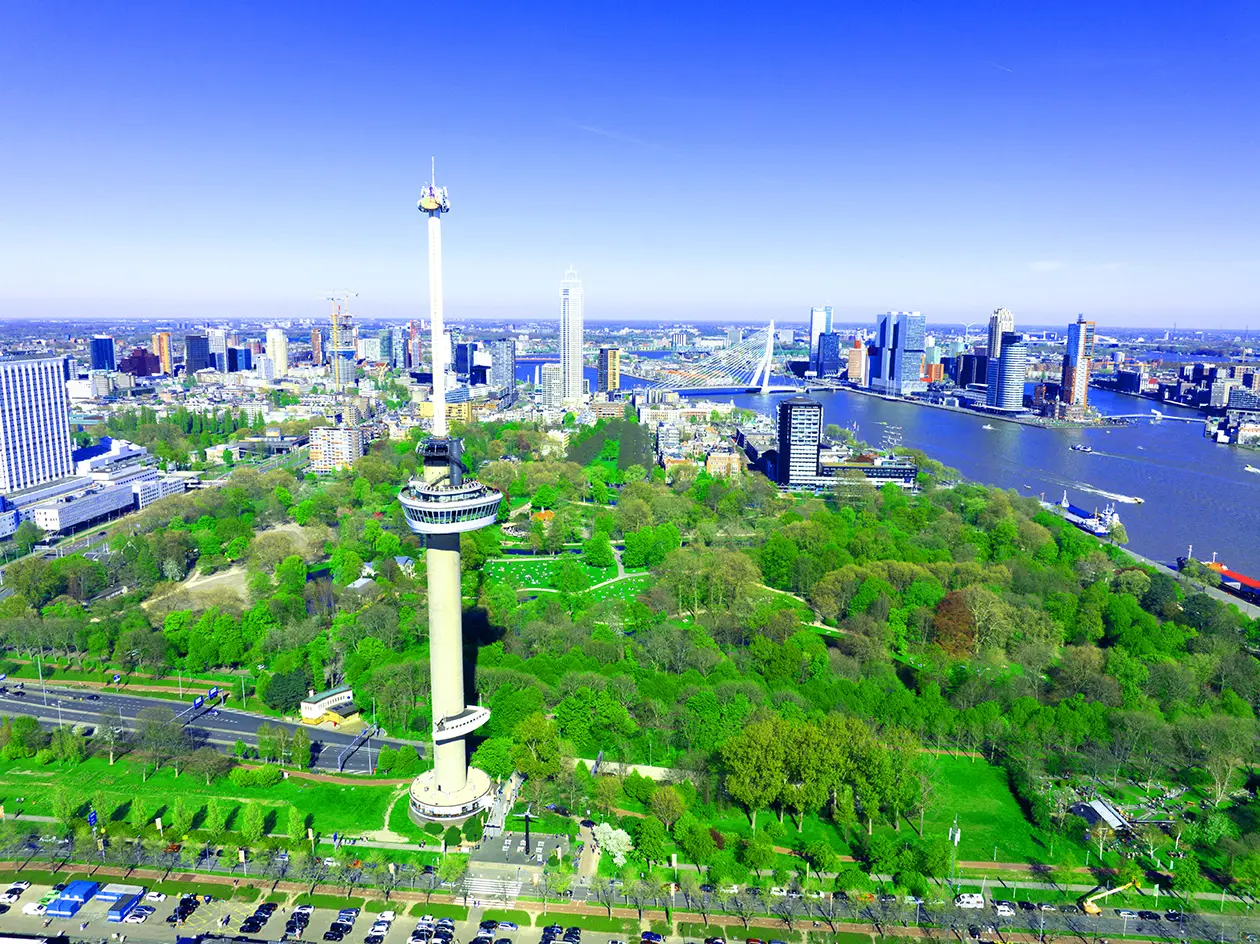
[982,424,995,430]
[1246,465,1260,475]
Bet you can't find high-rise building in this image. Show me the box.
[226,347,252,373]
[597,347,621,393]
[846,338,867,386]
[816,332,843,377]
[309,425,365,473]
[559,267,584,403]
[454,341,478,378]
[398,164,502,823]
[488,338,516,394]
[541,362,564,410]
[357,337,383,361]
[1062,314,1097,408]
[329,299,357,386]
[90,335,116,372]
[726,326,743,346]
[151,332,173,375]
[956,353,988,389]
[0,356,74,494]
[993,332,1028,411]
[809,306,833,361]
[390,326,409,370]
[258,354,276,383]
[266,328,289,377]
[184,334,210,374]
[310,328,325,366]
[985,308,1016,406]
[207,329,229,371]
[776,395,822,486]
[868,311,926,396]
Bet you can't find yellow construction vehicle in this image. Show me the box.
[1081,882,1139,915]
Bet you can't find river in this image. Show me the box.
[724,387,1260,577]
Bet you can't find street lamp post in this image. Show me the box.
[949,815,962,890]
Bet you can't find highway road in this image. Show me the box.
[0,683,421,774]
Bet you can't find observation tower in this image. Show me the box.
[400,163,502,821]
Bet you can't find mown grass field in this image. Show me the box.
[0,755,397,836]
[483,557,616,588]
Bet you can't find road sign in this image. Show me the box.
[193,696,204,709]
[113,674,121,683]
[0,673,6,681]
[88,809,97,827]
[207,687,218,698]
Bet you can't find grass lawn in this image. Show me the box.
[582,573,653,605]
[484,557,616,590]
[0,755,397,835]
[480,908,534,926]
[509,802,579,837]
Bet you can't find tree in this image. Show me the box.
[205,799,228,837]
[804,838,838,882]
[13,520,43,553]
[1089,822,1113,860]
[95,706,126,765]
[135,706,186,779]
[593,822,634,866]
[289,727,311,769]
[241,802,266,846]
[287,805,306,847]
[470,738,515,781]
[594,776,621,816]
[650,785,685,830]
[511,713,561,781]
[634,816,669,867]
[584,532,616,568]
[721,718,785,828]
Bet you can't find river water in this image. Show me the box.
[724,387,1260,577]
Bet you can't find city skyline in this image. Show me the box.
[1,4,1257,327]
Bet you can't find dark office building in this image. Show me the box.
[226,347,252,373]
[185,334,210,373]
[90,335,116,371]
[119,347,160,377]
[455,341,478,378]
[957,353,988,389]
[815,332,844,377]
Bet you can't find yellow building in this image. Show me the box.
[151,332,172,375]
[597,347,621,393]
[300,685,361,727]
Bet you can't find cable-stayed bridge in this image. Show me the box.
[633,321,805,394]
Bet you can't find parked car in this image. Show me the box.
[146,891,168,902]
[500,922,521,932]
[1138,911,1161,922]
[21,902,46,916]
[1115,910,1139,920]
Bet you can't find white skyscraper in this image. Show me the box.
[266,328,289,377]
[809,306,833,359]
[0,356,74,494]
[559,266,584,404]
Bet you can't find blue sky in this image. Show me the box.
[1,2,1257,327]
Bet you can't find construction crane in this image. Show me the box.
[1081,881,1138,915]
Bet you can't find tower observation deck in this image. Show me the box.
[400,166,502,821]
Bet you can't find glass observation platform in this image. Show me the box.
[399,478,502,534]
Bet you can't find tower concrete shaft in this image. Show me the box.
[402,167,500,821]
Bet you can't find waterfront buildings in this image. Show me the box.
[868,311,927,396]
[809,305,833,362]
[816,332,843,377]
[151,331,173,375]
[266,327,289,377]
[846,338,867,386]
[776,395,823,486]
[992,332,1028,411]
[0,355,75,493]
[185,334,210,374]
[985,308,1015,407]
[1062,314,1097,408]
[90,335,116,372]
[597,346,621,393]
[559,267,585,404]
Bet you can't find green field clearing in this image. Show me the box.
[0,755,397,835]
[483,557,616,588]
[582,573,653,604]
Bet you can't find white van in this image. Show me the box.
[994,903,1015,917]
[955,893,985,910]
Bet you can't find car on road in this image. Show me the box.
[580,819,595,828]
[745,939,765,944]
[1138,911,1161,922]
[1165,911,1185,922]
[1115,910,1139,920]
[1037,904,1056,912]
[704,938,725,944]
[994,904,1015,918]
